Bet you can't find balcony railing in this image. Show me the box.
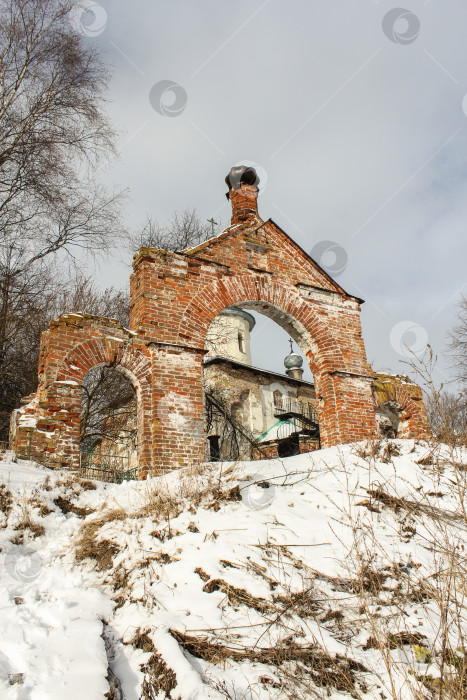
[273,397,320,439]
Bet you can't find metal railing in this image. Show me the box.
[80,450,138,483]
[273,397,320,442]
[273,397,319,424]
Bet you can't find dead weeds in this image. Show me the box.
[171,630,368,696]
[14,509,45,539]
[28,497,53,517]
[273,589,322,618]
[206,485,241,511]
[366,487,419,514]
[54,496,93,518]
[0,484,13,519]
[132,628,177,699]
[79,480,97,491]
[202,578,275,614]
[363,631,427,650]
[75,509,126,570]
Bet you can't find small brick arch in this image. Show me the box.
[55,337,155,472]
[57,337,149,389]
[373,374,430,440]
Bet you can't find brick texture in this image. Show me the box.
[10,179,429,476]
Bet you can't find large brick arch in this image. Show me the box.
[176,274,376,447]
[176,275,347,371]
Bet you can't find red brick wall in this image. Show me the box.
[373,373,430,439]
[12,180,427,476]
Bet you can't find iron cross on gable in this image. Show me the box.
[207,217,218,236]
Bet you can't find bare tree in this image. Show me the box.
[0,0,125,439]
[0,271,129,440]
[50,274,129,327]
[127,209,221,254]
[80,362,136,454]
[205,388,265,461]
[0,0,122,274]
[402,345,467,446]
[449,294,467,385]
[425,389,467,442]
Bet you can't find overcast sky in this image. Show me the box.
[78,0,467,387]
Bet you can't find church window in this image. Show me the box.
[238,331,245,353]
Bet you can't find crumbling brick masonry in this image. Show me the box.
[10,167,429,475]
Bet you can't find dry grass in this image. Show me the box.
[13,509,45,539]
[366,486,421,514]
[171,629,368,696]
[202,577,275,614]
[273,588,323,618]
[54,495,93,518]
[354,440,382,460]
[136,486,182,521]
[131,629,177,699]
[206,485,241,511]
[0,483,13,519]
[337,434,467,699]
[28,496,53,517]
[79,479,97,491]
[75,508,126,570]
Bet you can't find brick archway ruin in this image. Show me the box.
[11,166,429,475]
[373,373,430,439]
[175,276,373,448]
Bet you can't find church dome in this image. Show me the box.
[284,352,303,371]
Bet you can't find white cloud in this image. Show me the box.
[91,0,467,385]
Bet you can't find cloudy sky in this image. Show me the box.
[78,0,467,386]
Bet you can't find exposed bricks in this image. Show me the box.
[10,178,429,477]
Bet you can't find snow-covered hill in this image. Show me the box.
[0,440,466,699]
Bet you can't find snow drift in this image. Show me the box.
[0,439,466,699]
